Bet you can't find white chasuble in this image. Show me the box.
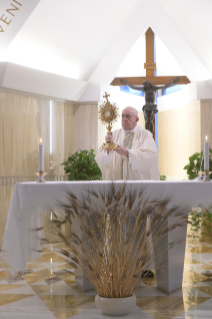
[95,126,160,181]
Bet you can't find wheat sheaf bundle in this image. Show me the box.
[52,183,190,298]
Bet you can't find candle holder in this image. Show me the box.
[35,171,47,183]
[203,169,211,182]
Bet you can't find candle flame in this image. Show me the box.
[40,138,42,143]
[206,135,208,141]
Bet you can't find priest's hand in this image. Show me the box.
[116,145,128,156]
[105,133,113,143]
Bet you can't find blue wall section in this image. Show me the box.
[120,86,144,96]
[163,85,182,95]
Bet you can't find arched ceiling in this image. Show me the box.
[0,0,212,100]
[0,0,141,80]
[157,0,212,76]
[116,34,186,78]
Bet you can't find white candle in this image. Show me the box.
[39,138,44,172]
[204,135,209,171]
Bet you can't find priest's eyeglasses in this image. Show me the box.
[122,114,134,119]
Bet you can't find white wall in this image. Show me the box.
[158,81,212,112]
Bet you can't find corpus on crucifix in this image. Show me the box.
[111,27,190,138]
[120,77,179,134]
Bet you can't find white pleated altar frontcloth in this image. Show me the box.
[2,180,212,275]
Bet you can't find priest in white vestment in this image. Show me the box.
[95,106,160,181]
[95,106,159,276]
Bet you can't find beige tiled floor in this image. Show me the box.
[1,241,212,318]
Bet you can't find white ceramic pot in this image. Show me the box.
[95,294,136,316]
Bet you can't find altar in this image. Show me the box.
[2,180,212,293]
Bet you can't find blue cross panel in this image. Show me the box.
[120,86,144,96]
[162,85,182,95]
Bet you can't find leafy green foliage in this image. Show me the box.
[188,210,202,242]
[160,175,166,181]
[61,149,102,181]
[183,148,212,180]
[201,212,212,238]
[188,209,212,242]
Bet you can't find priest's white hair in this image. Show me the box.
[123,106,138,117]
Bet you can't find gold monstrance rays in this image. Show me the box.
[99,92,119,151]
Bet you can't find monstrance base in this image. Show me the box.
[103,142,118,151]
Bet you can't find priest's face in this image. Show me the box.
[122,107,139,131]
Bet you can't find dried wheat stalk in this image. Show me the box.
[52,183,190,298]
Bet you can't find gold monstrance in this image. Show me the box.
[99,92,119,151]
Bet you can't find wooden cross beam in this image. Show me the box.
[111,28,190,87]
[146,28,155,78]
[111,76,190,86]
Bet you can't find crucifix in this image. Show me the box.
[111,28,190,138]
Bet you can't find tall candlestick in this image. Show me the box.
[39,138,44,172]
[204,135,209,171]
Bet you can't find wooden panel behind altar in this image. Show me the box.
[0,186,14,250]
[0,92,51,176]
[158,100,201,180]
[73,104,98,153]
[0,91,99,248]
[0,92,37,176]
[0,92,62,248]
[37,98,51,175]
[64,103,74,160]
[51,101,65,176]
[200,100,212,151]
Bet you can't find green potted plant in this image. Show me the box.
[187,206,212,243]
[183,149,212,180]
[61,149,102,181]
[184,149,212,242]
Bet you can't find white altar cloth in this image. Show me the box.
[2,181,212,292]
